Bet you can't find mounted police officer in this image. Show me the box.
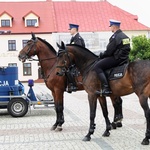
[94,19,131,96]
[66,24,85,93]
[69,23,85,47]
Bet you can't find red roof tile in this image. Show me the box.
[23,11,40,19]
[0,0,149,34]
[53,1,150,32]
[0,1,57,33]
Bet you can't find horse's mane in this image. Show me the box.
[37,37,57,55]
[66,44,98,58]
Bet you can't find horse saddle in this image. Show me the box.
[105,63,128,80]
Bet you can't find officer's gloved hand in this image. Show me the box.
[98,52,104,59]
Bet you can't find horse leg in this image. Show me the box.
[83,94,97,141]
[111,96,123,129]
[98,96,112,136]
[143,109,150,145]
[55,103,64,131]
[51,92,64,131]
[139,95,150,145]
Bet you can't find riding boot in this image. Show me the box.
[97,72,112,96]
[66,71,78,93]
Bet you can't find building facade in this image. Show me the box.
[0,0,150,81]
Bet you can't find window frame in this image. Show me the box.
[22,40,28,48]
[8,40,16,51]
[8,63,17,67]
[26,19,37,27]
[1,19,10,27]
[23,63,32,76]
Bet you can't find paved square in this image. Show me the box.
[0,83,149,150]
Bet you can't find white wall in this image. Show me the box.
[0,33,54,81]
[0,30,149,81]
[53,30,148,52]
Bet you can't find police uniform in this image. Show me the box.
[66,23,86,92]
[70,32,85,47]
[94,19,131,96]
[101,29,130,60]
[69,24,85,47]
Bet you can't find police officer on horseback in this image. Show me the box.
[94,19,131,96]
[66,24,85,93]
[69,24,85,47]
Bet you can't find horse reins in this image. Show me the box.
[57,48,97,76]
[56,47,73,72]
[24,38,59,82]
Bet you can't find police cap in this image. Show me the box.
[68,24,79,30]
[109,19,121,27]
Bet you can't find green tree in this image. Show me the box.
[129,35,150,61]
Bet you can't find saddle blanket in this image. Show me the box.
[105,63,128,80]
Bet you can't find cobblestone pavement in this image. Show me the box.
[0,83,150,150]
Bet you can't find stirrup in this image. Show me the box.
[101,89,112,96]
[70,85,78,91]
[95,89,112,97]
[66,84,78,93]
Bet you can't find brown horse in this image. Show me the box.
[56,41,150,145]
[18,33,123,133]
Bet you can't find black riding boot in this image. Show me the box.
[66,71,78,93]
[97,72,112,96]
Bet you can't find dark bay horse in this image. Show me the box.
[56,41,150,145]
[18,33,123,133]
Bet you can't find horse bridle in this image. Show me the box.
[23,39,37,60]
[56,47,74,76]
[57,46,99,78]
[24,38,57,62]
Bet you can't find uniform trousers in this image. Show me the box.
[94,56,123,74]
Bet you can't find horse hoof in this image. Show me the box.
[141,138,149,145]
[116,122,122,128]
[55,126,63,132]
[102,131,110,137]
[111,122,122,129]
[111,122,117,129]
[51,125,57,130]
[82,136,91,141]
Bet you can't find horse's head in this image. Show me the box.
[56,41,75,76]
[56,41,98,76]
[18,32,38,62]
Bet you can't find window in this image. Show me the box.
[23,63,31,76]
[8,40,16,51]
[8,63,17,67]
[26,19,37,27]
[1,19,10,27]
[22,40,28,48]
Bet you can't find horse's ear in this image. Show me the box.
[61,41,65,49]
[31,32,36,40]
[56,42,61,48]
